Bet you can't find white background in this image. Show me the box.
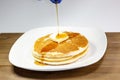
[0,0,120,32]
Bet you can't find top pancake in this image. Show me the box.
[34,31,88,54]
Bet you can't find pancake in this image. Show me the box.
[32,31,88,65]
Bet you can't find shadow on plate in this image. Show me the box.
[12,58,104,79]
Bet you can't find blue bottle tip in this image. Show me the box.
[50,0,62,4]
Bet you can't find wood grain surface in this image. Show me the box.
[0,33,120,80]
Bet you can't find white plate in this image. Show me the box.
[9,26,107,71]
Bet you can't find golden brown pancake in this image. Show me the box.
[32,31,88,65]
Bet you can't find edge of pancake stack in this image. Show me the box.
[32,31,88,65]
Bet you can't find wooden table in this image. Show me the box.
[0,33,120,80]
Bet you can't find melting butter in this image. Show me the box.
[50,32,69,43]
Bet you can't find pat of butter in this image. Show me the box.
[50,32,69,43]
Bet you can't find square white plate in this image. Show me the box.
[9,26,107,71]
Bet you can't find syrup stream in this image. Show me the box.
[55,4,60,34]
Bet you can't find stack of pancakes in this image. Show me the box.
[32,31,88,65]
